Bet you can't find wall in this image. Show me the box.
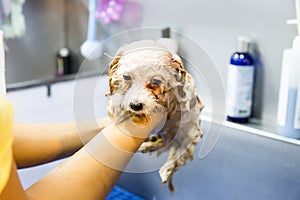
[6,0,298,128]
[139,0,297,128]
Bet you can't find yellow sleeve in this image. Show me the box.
[0,97,14,194]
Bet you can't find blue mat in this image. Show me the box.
[106,185,145,200]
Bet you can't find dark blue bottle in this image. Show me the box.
[226,37,255,123]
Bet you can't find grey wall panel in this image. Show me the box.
[5,0,88,83]
[6,0,64,83]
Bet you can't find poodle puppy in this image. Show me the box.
[106,40,204,191]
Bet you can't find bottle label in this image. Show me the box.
[294,86,300,129]
[277,66,289,126]
[226,64,254,118]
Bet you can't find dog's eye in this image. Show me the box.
[123,74,131,81]
[151,78,162,85]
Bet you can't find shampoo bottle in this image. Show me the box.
[277,0,300,138]
[226,37,255,123]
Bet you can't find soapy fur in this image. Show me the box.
[106,40,204,191]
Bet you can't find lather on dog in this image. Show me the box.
[106,40,204,191]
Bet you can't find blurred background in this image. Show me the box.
[2,0,300,199]
[4,0,296,128]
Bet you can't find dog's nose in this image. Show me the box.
[130,102,143,111]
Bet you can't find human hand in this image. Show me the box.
[116,109,167,139]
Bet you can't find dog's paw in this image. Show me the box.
[139,135,165,153]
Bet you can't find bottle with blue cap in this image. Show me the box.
[226,36,255,123]
[277,0,300,138]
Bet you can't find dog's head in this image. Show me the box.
[106,40,202,131]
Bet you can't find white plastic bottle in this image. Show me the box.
[277,0,300,138]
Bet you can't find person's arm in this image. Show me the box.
[13,118,112,168]
[0,115,161,200]
[0,162,28,200]
[26,122,148,200]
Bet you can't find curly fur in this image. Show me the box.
[106,40,204,191]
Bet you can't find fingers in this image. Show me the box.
[117,111,166,139]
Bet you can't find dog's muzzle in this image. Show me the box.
[120,84,167,132]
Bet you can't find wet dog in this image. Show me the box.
[106,40,204,191]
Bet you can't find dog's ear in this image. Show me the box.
[170,55,204,112]
[108,55,121,76]
[170,55,186,83]
[106,54,122,96]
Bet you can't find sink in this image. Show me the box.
[117,120,300,200]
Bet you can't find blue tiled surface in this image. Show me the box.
[106,186,145,200]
